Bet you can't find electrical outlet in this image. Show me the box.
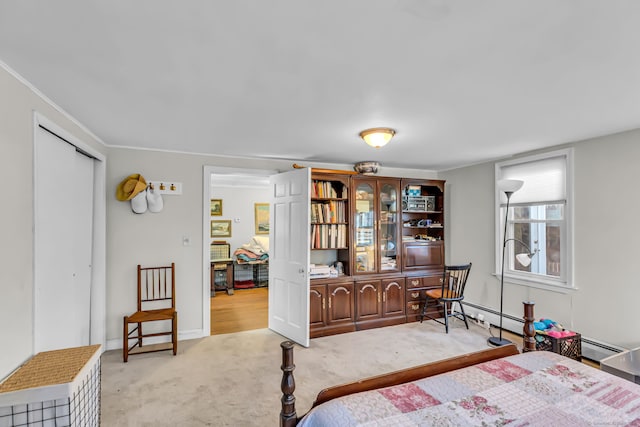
[483,320,491,330]
[477,313,485,323]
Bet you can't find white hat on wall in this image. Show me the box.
[130,190,148,214]
[147,187,164,213]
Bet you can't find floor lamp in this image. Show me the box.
[488,179,537,347]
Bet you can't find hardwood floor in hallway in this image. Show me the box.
[210,287,268,335]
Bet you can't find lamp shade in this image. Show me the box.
[497,179,524,194]
[359,128,395,148]
[515,252,533,267]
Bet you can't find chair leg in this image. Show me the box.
[458,302,470,330]
[123,316,129,363]
[443,301,450,333]
[172,312,178,356]
[419,296,429,323]
[137,322,143,348]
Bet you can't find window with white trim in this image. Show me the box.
[496,149,573,289]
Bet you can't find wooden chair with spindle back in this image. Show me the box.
[420,263,472,333]
[123,263,177,362]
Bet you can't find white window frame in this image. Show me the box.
[495,148,575,292]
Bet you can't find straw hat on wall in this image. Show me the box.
[116,174,147,201]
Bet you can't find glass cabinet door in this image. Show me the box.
[379,181,399,272]
[354,181,376,273]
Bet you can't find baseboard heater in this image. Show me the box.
[462,302,624,362]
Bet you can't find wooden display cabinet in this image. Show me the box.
[306,172,446,337]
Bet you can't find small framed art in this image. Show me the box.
[210,199,223,216]
[211,220,232,237]
[254,203,269,235]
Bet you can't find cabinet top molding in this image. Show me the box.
[293,163,358,175]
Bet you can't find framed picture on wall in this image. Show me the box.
[254,203,269,235]
[211,220,232,237]
[210,199,223,216]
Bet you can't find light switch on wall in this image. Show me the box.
[234,217,241,223]
[182,236,191,246]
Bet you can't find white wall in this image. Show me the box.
[0,64,107,380]
[440,130,640,349]
[210,186,269,253]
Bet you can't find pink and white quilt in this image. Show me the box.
[298,351,640,426]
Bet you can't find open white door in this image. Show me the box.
[268,168,310,347]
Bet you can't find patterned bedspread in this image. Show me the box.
[298,350,640,426]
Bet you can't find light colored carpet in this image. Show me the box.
[101,320,496,426]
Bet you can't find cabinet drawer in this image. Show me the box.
[406,289,427,302]
[422,275,442,288]
[406,301,423,315]
[406,277,423,288]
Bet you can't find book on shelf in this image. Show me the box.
[312,180,339,199]
[309,263,331,279]
[310,200,346,224]
[310,223,348,249]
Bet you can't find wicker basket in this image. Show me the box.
[535,332,582,361]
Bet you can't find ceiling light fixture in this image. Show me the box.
[359,127,396,148]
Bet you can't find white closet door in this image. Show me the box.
[70,153,94,346]
[34,127,94,353]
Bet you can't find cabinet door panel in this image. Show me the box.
[309,286,326,328]
[403,241,444,270]
[355,281,382,321]
[378,179,401,273]
[353,180,377,274]
[328,283,354,324]
[382,278,405,317]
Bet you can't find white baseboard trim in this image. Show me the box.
[106,329,205,351]
[462,302,625,361]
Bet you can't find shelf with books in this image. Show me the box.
[311,200,347,224]
[310,223,349,249]
[311,179,348,199]
[310,173,352,277]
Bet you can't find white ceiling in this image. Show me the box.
[1,1,639,171]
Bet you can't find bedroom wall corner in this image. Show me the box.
[0,63,107,380]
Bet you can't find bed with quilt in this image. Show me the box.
[279,325,640,426]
